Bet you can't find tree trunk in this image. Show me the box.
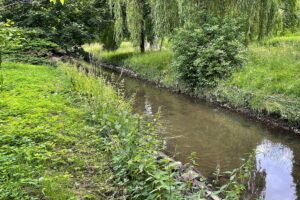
[258,0,267,41]
[140,20,145,53]
[159,36,164,51]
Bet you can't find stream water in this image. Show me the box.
[97,66,300,200]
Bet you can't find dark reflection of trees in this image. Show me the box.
[241,169,266,200]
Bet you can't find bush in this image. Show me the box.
[3,29,62,65]
[172,16,247,91]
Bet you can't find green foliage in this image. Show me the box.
[66,62,183,199]
[0,0,113,54]
[108,0,299,49]
[0,20,23,64]
[213,153,257,200]
[172,17,246,91]
[124,50,174,85]
[0,61,184,199]
[50,0,65,4]
[3,29,60,65]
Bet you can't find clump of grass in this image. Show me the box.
[84,42,136,65]
[263,31,300,46]
[124,50,176,86]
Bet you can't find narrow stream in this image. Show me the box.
[98,66,300,200]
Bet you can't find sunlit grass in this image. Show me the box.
[0,62,116,199]
[263,31,300,46]
[84,42,176,86]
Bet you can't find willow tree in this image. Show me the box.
[175,0,299,41]
[149,0,179,49]
[109,0,152,53]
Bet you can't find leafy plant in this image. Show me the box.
[172,16,247,91]
[2,28,60,65]
[213,152,256,200]
[65,63,183,199]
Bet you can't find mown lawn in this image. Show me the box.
[0,63,113,199]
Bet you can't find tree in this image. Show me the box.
[175,0,299,41]
[109,0,299,50]
[149,0,179,50]
[0,0,114,54]
[109,0,153,53]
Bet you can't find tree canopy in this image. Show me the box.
[109,0,299,51]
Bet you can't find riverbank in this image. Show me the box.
[83,37,300,134]
[1,61,229,199]
[0,62,184,199]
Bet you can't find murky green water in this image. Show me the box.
[98,66,300,200]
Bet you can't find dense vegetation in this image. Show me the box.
[0,0,116,54]
[172,16,246,89]
[109,0,299,52]
[0,62,185,199]
[1,0,300,199]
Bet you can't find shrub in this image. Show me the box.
[3,29,61,65]
[172,16,247,91]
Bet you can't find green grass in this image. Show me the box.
[230,45,300,97]
[263,31,300,46]
[0,62,186,199]
[84,38,300,125]
[215,44,300,125]
[0,62,117,199]
[83,42,176,86]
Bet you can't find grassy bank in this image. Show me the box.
[0,62,182,199]
[83,43,176,87]
[213,44,300,126]
[84,36,300,128]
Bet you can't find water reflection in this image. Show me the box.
[144,97,153,116]
[256,140,297,200]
